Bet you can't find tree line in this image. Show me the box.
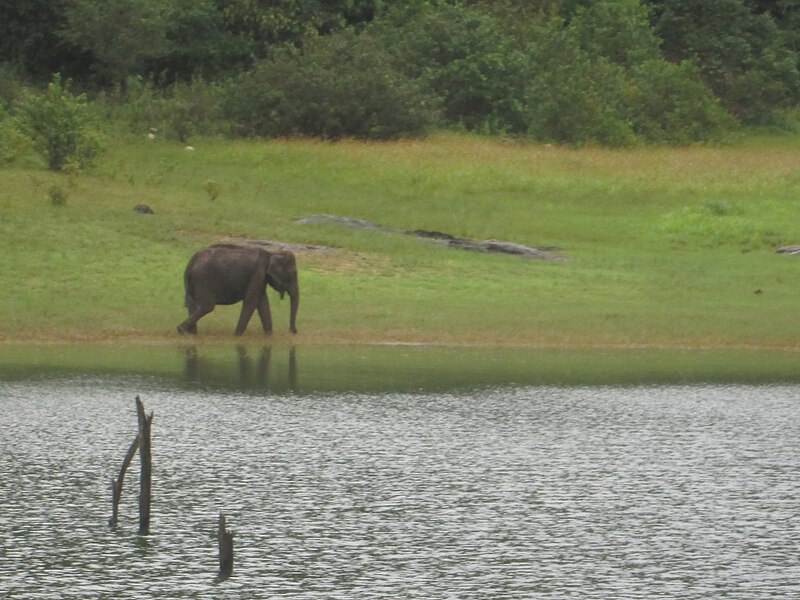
[2,0,800,149]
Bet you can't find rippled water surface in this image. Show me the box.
[1,376,799,598]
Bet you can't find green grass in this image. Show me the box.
[3,132,800,348]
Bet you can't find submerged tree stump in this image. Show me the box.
[218,513,234,577]
[109,434,139,528]
[136,396,154,535]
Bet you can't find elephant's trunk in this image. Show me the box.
[288,282,299,334]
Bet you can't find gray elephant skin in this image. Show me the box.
[177,244,299,336]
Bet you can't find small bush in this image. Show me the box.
[106,76,160,133]
[629,60,737,144]
[660,202,781,249]
[760,105,800,133]
[652,0,800,123]
[570,1,661,68]
[13,75,102,170]
[203,179,221,201]
[47,184,69,206]
[523,21,636,146]
[107,76,224,142]
[0,111,31,164]
[376,4,528,134]
[0,62,25,108]
[162,79,224,142]
[222,30,437,139]
[522,17,736,146]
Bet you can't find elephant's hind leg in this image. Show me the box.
[178,316,198,335]
[177,300,214,335]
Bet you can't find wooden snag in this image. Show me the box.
[108,433,140,528]
[218,513,234,577]
[135,395,154,535]
[288,346,298,391]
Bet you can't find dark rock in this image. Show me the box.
[479,240,555,259]
[411,229,458,241]
[294,214,394,232]
[295,214,564,260]
[134,204,154,214]
[218,237,331,253]
[426,237,559,259]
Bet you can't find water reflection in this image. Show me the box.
[3,344,800,394]
[182,345,298,392]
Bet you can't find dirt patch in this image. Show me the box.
[299,248,393,275]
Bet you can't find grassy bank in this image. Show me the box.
[2,133,800,348]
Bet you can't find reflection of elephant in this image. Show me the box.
[183,345,298,391]
[177,244,299,336]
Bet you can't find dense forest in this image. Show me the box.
[2,0,800,159]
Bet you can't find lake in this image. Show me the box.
[1,344,799,598]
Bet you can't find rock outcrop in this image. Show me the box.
[295,214,563,260]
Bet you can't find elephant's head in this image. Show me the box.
[267,251,299,333]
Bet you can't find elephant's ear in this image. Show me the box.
[276,254,287,299]
[267,254,285,300]
[257,249,273,284]
[263,251,286,298]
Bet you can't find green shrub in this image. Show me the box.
[47,184,69,206]
[375,4,528,134]
[0,62,25,109]
[160,78,224,142]
[660,201,782,249]
[0,110,30,164]
[761,105,800,133]
[521,15,736,146]
[571,1,661,68]
[628,60,737,144]
[107,76,224,142]
[651,0,800,123]
[222,30,437,139]
[203,179,221,201]
[13,75,102,170]
[523,20,636,146]
[104,76,159,134]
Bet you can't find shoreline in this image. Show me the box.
[2,332,799,353]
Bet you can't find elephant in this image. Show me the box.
[177,244,299,336]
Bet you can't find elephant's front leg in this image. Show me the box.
[234,299,259,336]
[256,294,273,334]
